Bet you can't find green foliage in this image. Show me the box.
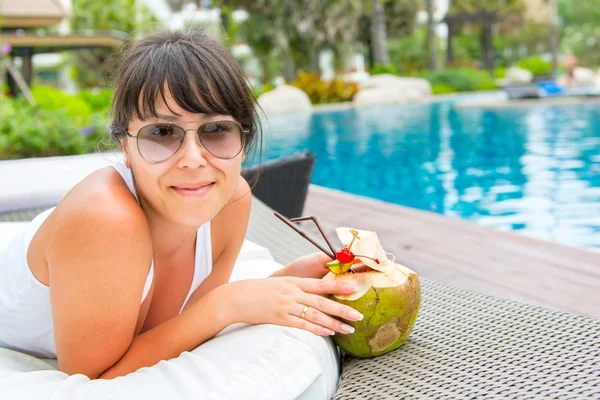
[494,66,507,79]
[251,82,274,99]
[370,64,398,75]
[559,0,600,27]
[450,0,525,14]
[516,57,552,76]
[382,0,420,38]
[234,0,363,82]
[70,0,157,88]
[559,1,600,67]
[31,86,92,118]
[290,72,359,104]
[387,29,428,75]
[417,68,497,92]
[476,79,499,91]
[431,83,457,95]
[493,22,550,67]
[452,34,482,63]
[0,93,113,160]
[77,88,114,113]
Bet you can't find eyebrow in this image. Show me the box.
[155,112,219,122]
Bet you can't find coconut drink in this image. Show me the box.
[274,213,421,358]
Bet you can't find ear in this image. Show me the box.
[120,139,132,168]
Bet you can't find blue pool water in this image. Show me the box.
[257,99,600,250]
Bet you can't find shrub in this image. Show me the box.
[370,64,398,75]
[417,68,495,92]
[31,86,92,118]
[494,66,507,79]
[290,72,358,104]
[431,83,457,95]
[77,88,114,113]
[477,80,499,91]
[516,56,552,76]
[0,95,112,160]
[387,29,428,75]
[252,82,274,99]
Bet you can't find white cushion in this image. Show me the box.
[0,239,341,400]
[0,222,29,242]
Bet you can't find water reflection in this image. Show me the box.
[262,102,600,249]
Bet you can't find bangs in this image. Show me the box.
[136,46,231,120]
[113,33,254,129]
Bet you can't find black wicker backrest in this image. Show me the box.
[241,152,315,219]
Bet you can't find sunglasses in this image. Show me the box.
[126,120,250,163]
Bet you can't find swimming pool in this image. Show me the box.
[258,99,600,250]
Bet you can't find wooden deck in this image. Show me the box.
[301,185,600,319]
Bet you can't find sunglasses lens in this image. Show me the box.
[137,124,184,162]
[135,121,244,162]
[199,121,243,159]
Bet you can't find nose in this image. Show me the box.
[176,130,209,168]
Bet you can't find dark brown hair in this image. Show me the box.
[109,28,261,164]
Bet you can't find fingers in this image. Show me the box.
[288,315,336,336]
[288,304,358,336]
[290,277,357,296]
[304,294,363,323]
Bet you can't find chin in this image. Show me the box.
[178,201,224,227]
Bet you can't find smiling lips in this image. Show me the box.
[171,181,215,197]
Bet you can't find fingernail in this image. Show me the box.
[343,284,357,291]
[341,324,355,334]
[322,328,335,336]
[349,310,364,321]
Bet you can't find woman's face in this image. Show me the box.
[123,91,244,227]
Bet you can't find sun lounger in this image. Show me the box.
[1,154,599,399]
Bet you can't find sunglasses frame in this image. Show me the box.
[125,120,251,163]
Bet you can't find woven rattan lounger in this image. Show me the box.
[1,154,599,399]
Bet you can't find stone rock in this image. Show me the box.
[574,67,595,86]
[353,74,432,106]
[257,84,312,115]
[497,67,533,85]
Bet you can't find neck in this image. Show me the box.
[139,197,199,261]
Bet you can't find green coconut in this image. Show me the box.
[322,228,421,358]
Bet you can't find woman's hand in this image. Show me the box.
[224,277,364,337]
[275,252,335,279]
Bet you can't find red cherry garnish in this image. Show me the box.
[336,248,355,263]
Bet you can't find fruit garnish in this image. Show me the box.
[326,260,354,274]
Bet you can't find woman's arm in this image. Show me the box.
[46,188,155,379]
[47,188,238,380]
[98,284,234,379]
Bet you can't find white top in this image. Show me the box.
[0,163,212,358]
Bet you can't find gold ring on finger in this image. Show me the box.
[301,305,309,319]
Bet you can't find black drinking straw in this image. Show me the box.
[273,212,336,260]
[289,216,337,256]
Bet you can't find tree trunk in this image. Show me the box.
[549,0,559,76]
[370,0,390,66]
[310,46,321,74]
[425,0,438,70]
[481,23,494,74]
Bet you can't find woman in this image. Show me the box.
[0,28,362,382]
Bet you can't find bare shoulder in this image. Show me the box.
[45,165,152,277]
[42,166,153,378]
[50,166,146,226]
